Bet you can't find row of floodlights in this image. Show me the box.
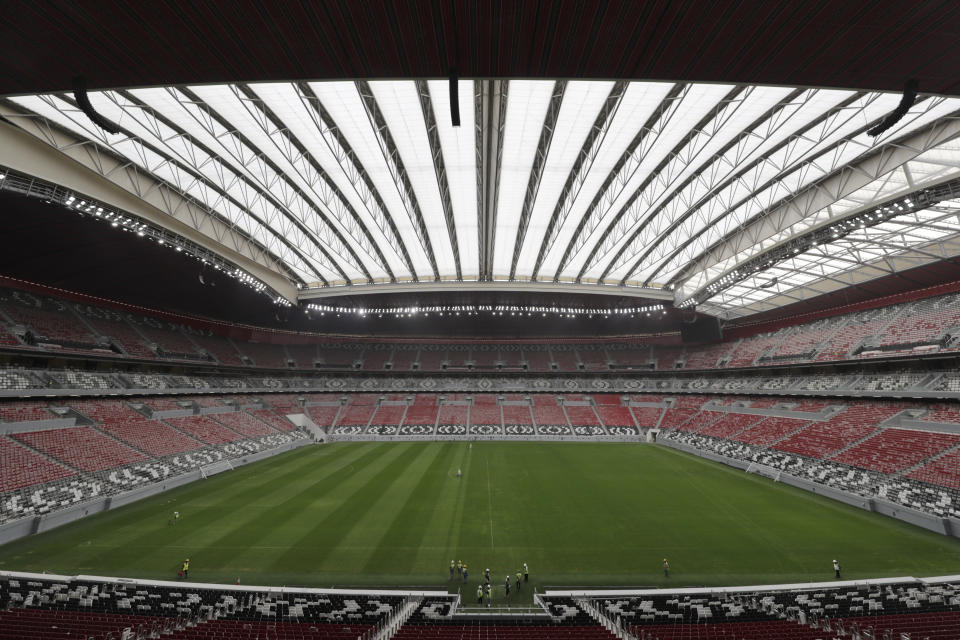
[305,303,666,319]
[692,194,921,304]
[63,192,271,297]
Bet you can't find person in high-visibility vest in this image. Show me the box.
[457,560,462,576]
[523,562,529,582]
[476,584,483,604]
[663,558,669,578]
[516,571,522,589]
[463,564,468,583]
[449,560,455,580]
[180,558,190,580]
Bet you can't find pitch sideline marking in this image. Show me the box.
[486,456,495,548]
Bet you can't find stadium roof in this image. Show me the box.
[4,80,960,318]
[3,1,960,320]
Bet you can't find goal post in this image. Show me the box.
[745,462,782,482]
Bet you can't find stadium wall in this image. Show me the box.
[0,438,313,546]
[659,439,960,540]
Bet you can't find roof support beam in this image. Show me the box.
[355,80,441,280]
[414,79,462,281]
[528,81,628,280]
[295,82,420,281]
[0,112,299,302]
[508,80,566,279]
[477,80,508,281]
[107,90,339,285]
[234,84,395,282]
[299,279,671,301]
[173,87,363,283]
[676,110,960,300]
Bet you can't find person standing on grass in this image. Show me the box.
[457,560,462,577]
[463,564,468,583]
[505,575,510,597]
[485,567,490,583]
[477,584,483,604]
[516,571,522,590]
[179,558,189,580]
[523,562,529,583]
[663,558,669,578]
[833,559,841,579]
[450,560,455,581]
[484,582,491,607]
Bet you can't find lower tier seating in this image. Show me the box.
[2,574,958,640]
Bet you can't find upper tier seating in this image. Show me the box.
[0,437,74,491]
[550,349,578,371]
[471,347,499,368]
[523,349,552,372]
[872,294,960,348]
[502,403,533,425]
[594,397,635,427]
[318,346,356,368]
[166,416,246,445]
[362,347,392,370]
[681,342,735,369]
[10,283,960,372]
[564,398,600,426]
[391,348,418,371]
[0,292,98,348]
[733,416,811,446]
[470,396,501,426]
[249,409,298,432]
[0,401,53,423]
[831,428,960,474]
[437,402,468,425]
[403,395,439,425]
[237,341,288,368]
[531,395,567,426]
[698,412,765,439]
[213,412,277,438]
[335,394,378,426]
[908,449,960,489]
[774,404,904,459]
[726,333,786,367]
[0,324,20,346]
[370,403,406,426]
[99,419,204,456]
[657,408,695,430]
[136,323,206,359]
[74,309,157,359]
[190,334,246,366]
[628,406,660,427]
[306,404,341,428]
[418,349,446,371]
[285,344,317,368]
[14,427,145,471]
[816,316,892,361]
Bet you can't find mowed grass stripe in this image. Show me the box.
[0,445,325,574]
[360,442,453,575]
[270,442,426,577]
[98,445,356,559]
[2,442,960,594]
[195,442,397,574]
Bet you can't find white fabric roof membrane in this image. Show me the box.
[6,80,960,314]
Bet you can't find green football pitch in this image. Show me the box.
[1,441,959,602]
